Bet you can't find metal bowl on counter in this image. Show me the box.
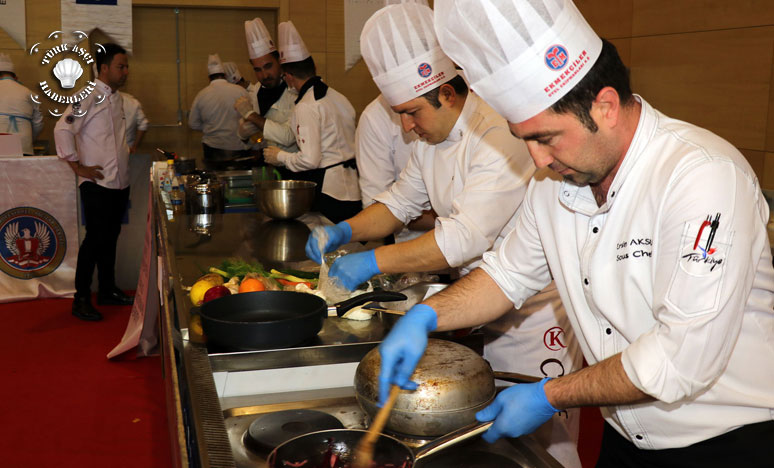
[254,180,316,220]
[354,339,496,437]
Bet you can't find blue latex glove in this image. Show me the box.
[305,222,352,264]
[475,378,559,443]
[377,304,437,406]
[328,250,381,291]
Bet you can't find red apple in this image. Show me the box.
[203,285,231,303]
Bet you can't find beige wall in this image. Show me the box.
[577,0,774,188]
[6,0,774,188]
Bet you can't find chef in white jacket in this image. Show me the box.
[0,54,43,156]
[262,21,361,224]
[356,93,434,243]
[306,5,582,465]
[377,1,774,467]
[234,18,298,154]
[189,53,248,168]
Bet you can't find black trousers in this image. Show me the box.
[596,420,774,468]
[75,182,130,299]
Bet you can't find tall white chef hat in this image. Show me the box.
[223,62,242,84]
[207,53,225,75]
[0,53,14,73]
[434,0,602,123]
[278,21,311,64]
[361,3,458,106]
[245,17,276,60]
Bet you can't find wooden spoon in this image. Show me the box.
[353,384,401,468]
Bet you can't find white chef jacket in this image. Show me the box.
[356,94,423,242]
[0,77,43,155]
[189,79,248,151]
[375,93,536,273]
[376,92,584,468]
[120,92,149,149]
[54,79,130,189]
[238,82,298,153]
[277,85,360,201]
[481,96,774,450]
[356,94,418,207]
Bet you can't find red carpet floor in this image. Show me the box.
[0,296,172,468]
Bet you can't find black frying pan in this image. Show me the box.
[197,290,406,350]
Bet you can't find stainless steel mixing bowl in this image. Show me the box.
[254,180,317,220]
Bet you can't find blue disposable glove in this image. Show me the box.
[305,222,352,264]
[475,378,559,443]
[377,304,437,406]
[328,250,381,291]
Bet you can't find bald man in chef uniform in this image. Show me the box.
[306,4,582,465]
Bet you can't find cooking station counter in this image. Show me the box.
[154,168,562,468]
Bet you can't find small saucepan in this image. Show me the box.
[266,420,493,468]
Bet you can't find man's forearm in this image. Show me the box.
[424,268,515,331]
[374,230,449,274]
[246,112,266,131]
[544,353,653,409]
[347,202,406,241]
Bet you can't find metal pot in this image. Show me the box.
[175,157,197,175]
[255,179,316,220]
[354,339,496,437]
[185,172,225,214]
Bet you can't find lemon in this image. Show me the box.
[190,279,217,306]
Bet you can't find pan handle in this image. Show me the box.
[332,290,407,317]
[492,371,542,384]
[413,420,494,461]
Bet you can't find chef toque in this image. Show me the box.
[0,53,14,73]
[360,3,458,106]
[223,62,242,84]
[434,0,602,123]
[245,17,276,60]
[278,21,311,64]
[207,53,225,75]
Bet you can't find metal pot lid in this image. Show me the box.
[355,338,495,414]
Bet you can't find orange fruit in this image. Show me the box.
[239,277,265,293]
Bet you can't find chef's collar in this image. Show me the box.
[559,95,649,215]
[443,92,476,144]
[95,79,114,95]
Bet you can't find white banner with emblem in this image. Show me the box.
[0,156,78,302]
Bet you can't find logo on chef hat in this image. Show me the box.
[0,207,66,280]
[545,45,569,71]
[417,62,432,78]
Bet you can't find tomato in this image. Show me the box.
[239,277,266,293]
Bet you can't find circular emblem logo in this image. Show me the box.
[0,207,67,280]
[28,30,104,118]
[543,326,567,351]
[545,44,569,71]
[417,62,432,78]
